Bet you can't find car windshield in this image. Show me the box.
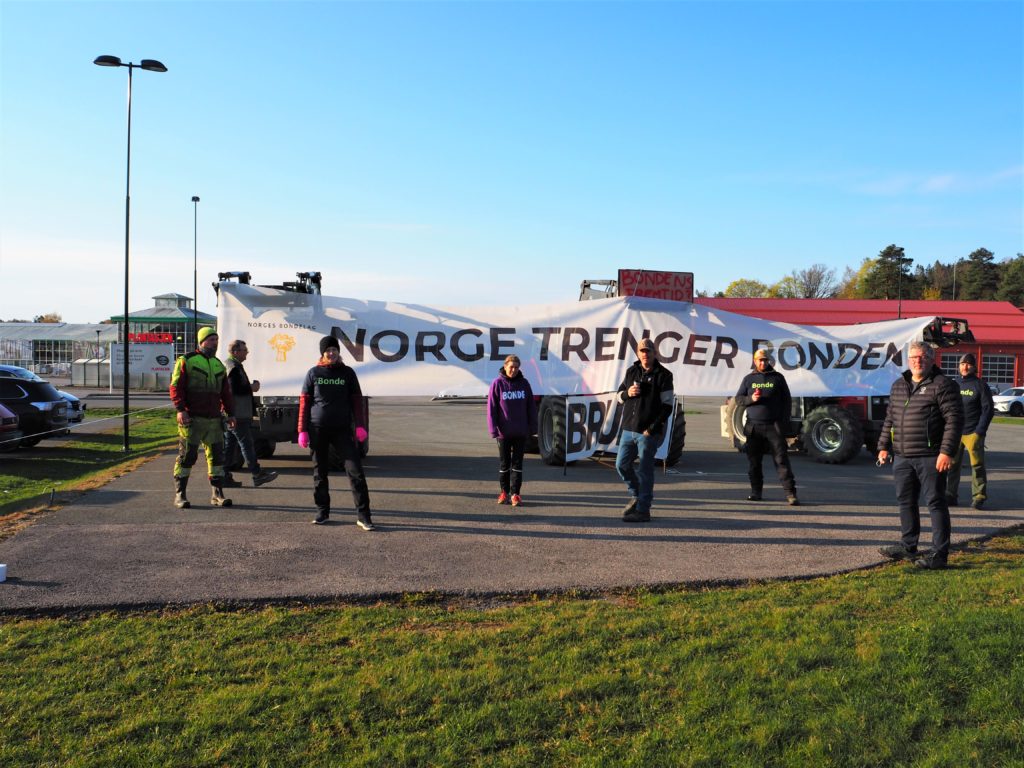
[1000,388,1023,396]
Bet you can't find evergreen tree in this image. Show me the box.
[958,248,999,300]
[861,245,914,299]
[995,254,1024,306]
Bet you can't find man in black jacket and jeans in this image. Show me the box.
[734,348,798,505]
[877,342,963,570]
[947,353,994,509]
[615,337,674,523]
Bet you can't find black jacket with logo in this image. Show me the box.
[878,365,963,457]
[956,373,994,436]
[298,360,365,433]
[735,366,792,427]
[616,359,674,437]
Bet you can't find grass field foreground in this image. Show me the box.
[1,532,1022,767]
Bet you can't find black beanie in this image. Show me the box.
[959,353,976,366]
[319,336,340,355]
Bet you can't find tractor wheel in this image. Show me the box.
[664,401,687,467]
[801,405,864,464]
[538,396,568,466]
[724,399,748,452]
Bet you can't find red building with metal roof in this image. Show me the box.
[695,298,1024,389]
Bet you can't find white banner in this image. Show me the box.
[563,392,674,462]
[216,282,935,398]
[111,344,175,374]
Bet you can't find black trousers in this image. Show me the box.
[497,437,526,495]
[744,421,796,494]
[310,426,370,516]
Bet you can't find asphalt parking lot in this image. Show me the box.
[0,396,1021,613]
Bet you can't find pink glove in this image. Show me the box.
[298,431,310,449]
[355,426,368,443]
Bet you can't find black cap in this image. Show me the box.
[319,336,340,355]
[959,353,976,366]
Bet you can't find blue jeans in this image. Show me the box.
[615,430,658,513]
[224,417,260,476]
[893,455,951,561]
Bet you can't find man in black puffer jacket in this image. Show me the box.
[877,342,963,570]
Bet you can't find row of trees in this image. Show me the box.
[720,248,1024,306]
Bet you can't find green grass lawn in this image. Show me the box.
[0,408,177,516]
[2,532,1021,767]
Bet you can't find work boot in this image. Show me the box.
[210,482,233,508]
[253,469,279,487]
[173,477,190,509]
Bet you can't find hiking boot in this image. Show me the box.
[497,491,510,505]
[971,498,985,510]
[622,497,638,515]
[913,553,948,570]
[210,486,233,507]
[253,469,279,487]
[945,496,958,507]
[787,494,800,507]
[623,509,651,523]
[747,493,762,502]
[221,474,244,488]
[879,543,918,561]
[511,494,522,507]
[313,511,330,525]
[356,513,375,531]
[173,477,190,509]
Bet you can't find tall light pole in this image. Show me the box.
[94,54,167,452]
[192,196,200,347]
[894,246,905,319]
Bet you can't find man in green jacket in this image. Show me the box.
[169,327,236,509]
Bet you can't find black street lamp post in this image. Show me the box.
[94,54,167,452]
[192,196,200,346]
[894,246,905,319]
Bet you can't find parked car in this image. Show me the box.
[0,377,68,446]
[0,364,86,423]
[993,387,1024,417]
[0,403,23,453]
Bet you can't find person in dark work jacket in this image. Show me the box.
[877,341,963,569]
[487,354,538,507]
[946,353,994,509]
[297,336,373,529]
[615,337,674,523]
[734,348,798,505]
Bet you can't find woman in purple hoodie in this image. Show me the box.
[487,354,538,507]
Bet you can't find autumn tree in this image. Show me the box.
[724,279,769,298]
[33,312,63,323]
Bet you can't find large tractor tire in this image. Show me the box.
[664,400,687,467]
[538,395,569,466]
[801,405,864,464]
[723,399,748,452]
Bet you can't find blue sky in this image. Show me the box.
[1,0,1021,323]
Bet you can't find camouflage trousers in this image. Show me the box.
[174,416,226,479]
